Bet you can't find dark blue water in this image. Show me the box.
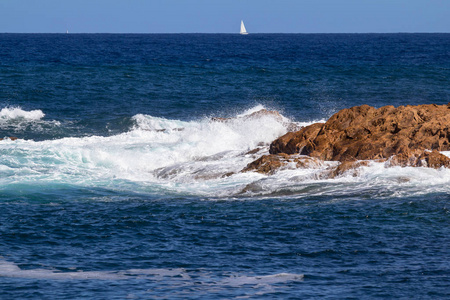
[0,34,449,299]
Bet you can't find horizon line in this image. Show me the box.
[1,31,449,34]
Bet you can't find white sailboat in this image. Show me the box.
[240,20,248,35]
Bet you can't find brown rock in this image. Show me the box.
[423,150,450,168]
[242,154,288,175]
[242,153,323,175]
[0,137,18,141]
[327,161,370,178]
[245,148,262,155]
[270,104,450,165]
[388,150,450,168]
[293,155,323,169]
[269,123,324,155]
[243,103,450,175]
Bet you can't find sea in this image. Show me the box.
[0,33,449,299]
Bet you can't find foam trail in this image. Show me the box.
[0,260,188,280]
[0,260,302,290]
[220,272,304,286]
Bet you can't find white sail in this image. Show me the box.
[240,20,248,35]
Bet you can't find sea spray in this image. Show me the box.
[0,106,64,141]
[2,105,450,198]
[0,106,45,121]
[0,105,299,196]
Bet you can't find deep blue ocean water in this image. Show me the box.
[0,33,449,299]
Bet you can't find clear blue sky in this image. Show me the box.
[1,0,449,33]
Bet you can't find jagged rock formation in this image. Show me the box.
[244,104,450,175]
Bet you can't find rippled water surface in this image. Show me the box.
[0,34,449,299]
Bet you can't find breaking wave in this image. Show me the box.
[1,105,450,199]
[0,106,62,138]
[0,106,45,121]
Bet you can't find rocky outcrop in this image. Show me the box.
[241,152,373,178]
[269,123,324,155]
[270,104,450,162]
[244,103,450,176]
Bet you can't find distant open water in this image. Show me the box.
[0,33,449,299]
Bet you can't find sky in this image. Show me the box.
[0,0,449,33]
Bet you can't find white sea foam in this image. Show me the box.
[132,114,188,131]
[236,104,268,118]
[0,259,302,298]
[0,106,62,135]
[220,272,304,286]
[0,260,304,297]
[0,105,295,196]
[1,105,450,198]
[0,106,45,121]
[0,260,189,280]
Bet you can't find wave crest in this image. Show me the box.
[5,105,448,199]
[0,106,45,121]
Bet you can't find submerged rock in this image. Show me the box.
[387,149,450,168]
[242,153,323,175]
[0,137,18,141]
[245,103,450,176]
[242,154,287,175]
[326,160,371,178]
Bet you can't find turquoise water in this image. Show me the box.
[0,34,449,299]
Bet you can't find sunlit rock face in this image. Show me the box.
[245,104,450,175]
[271,104,450,163]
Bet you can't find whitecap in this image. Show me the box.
[0,106,45,121]
[236,104,268,118]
